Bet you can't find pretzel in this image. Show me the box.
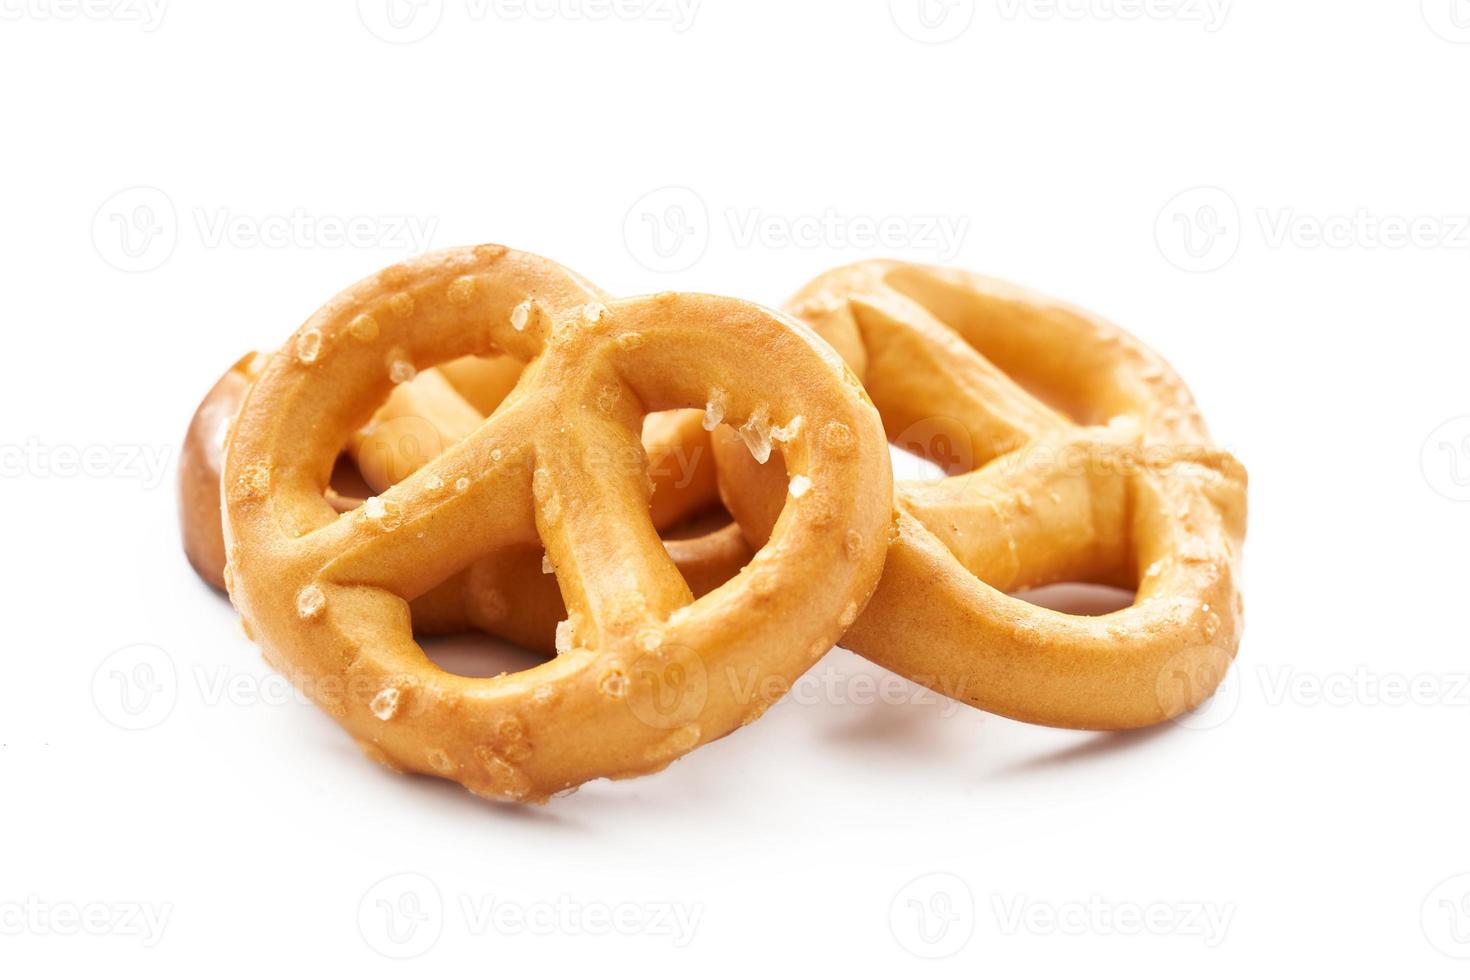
[220,245,893,801]
[182,354,750,648]
[714,261,1247,730]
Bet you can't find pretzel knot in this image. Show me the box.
[220,246,892,802]
[716,261,1248,730]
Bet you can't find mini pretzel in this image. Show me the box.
[221,246,892,801]
[715,261,1247,730]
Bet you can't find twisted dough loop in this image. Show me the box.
[222,246,892,802]
[717,261,1248,730]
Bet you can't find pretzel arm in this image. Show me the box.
[351,368,486,492]
[896,440,1134,593]
[435,354,526,416]
[308,409,542,599]
[881,263,1211,442]
[534,409,694,644]
[847,289,1069,462]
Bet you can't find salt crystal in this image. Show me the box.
[510,299,532,331]
[369,687,400,721]
[363,496,402,531]
[598,669,627,699]
[295,328,322,365]
[296,584,326,619]
[771,415,804,443]
[703,387,727,431]
[738,405,773,464]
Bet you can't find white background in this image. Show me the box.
[3,1,1468,975]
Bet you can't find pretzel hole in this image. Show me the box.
[401,524,566,678]
[419,632,552,679]
[889,442,949,483]
[1011,583,1135,616]
[413,504,742,679]
[326,453,373,506]
[662,505,734,541]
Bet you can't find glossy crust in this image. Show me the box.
[715,261,1248,730]
[220,246,893,801]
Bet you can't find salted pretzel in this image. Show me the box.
[183,355,750,650]
[220,245,892,801]
[714,261,1248,730]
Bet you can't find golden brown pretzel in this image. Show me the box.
[221,245,893,801]
[715,261,1248,730]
